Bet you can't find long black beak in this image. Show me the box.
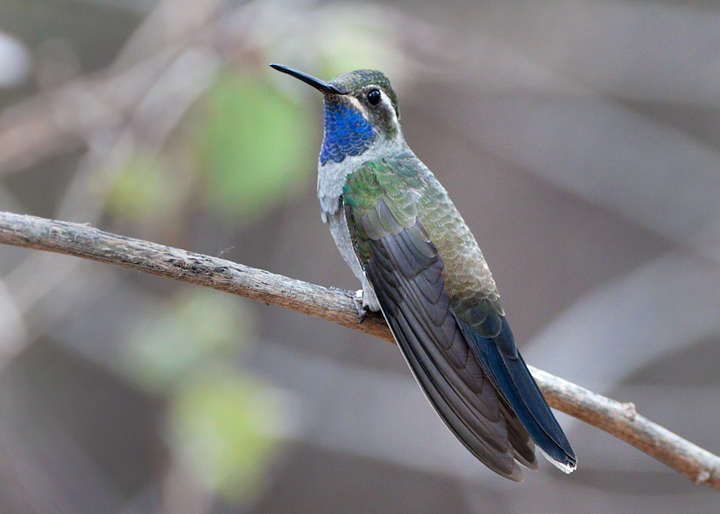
[270,64,348,95]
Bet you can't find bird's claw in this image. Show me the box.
[329,287,368,323]
[353,289,368,323]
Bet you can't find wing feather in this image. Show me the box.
[341,161,575,478]
[353,202,531,479]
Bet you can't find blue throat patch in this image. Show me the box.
[320,98,375,164]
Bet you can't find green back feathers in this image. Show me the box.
[343,157,425,262]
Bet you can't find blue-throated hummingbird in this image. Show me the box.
[270,63,576,480]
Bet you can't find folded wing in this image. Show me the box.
[342,162,575,478]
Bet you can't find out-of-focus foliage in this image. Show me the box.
[104,152,192,227]
[242,1,413,79]
[121,289,249,392]
[167,368,289,504]
[300,5,407,77]
[197,72,314,223]
[121,288,288,504]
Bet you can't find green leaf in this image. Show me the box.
[167,369,288,503]
[198,72,315,223]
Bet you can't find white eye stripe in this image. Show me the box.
[378,90,398,123]
[377,90,391,106]
[347,89,399,128]
[346,96,363,110]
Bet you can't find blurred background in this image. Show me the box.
[0,0,719,512]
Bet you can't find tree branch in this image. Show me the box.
[0,210,718,490]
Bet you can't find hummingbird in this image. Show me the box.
[270,63,576,480]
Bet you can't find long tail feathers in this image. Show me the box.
[459,317,577,472]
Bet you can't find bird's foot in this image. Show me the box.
[353,289,368,323]
[328,287,368,323]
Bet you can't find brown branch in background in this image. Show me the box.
[0,210,718,491]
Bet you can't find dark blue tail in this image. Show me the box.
[458,316,577,470]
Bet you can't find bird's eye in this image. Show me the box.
[367,90,381,106]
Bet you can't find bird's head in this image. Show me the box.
[271,64,402,165]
